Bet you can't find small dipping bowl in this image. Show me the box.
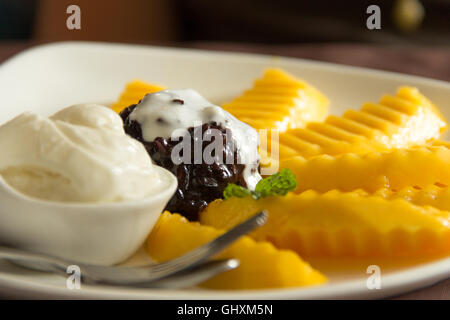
[0,166,177,266]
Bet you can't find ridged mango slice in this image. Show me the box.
[222,68,328,131]
[200,192,450,258]
[111,80,166,113]
[265,87,447,163]
[280,146,450,194]
[146,211,327,289]
[368,185,450,212]
[433,140,450,148]
[286,184,450,215]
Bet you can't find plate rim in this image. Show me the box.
[0,257,448,299]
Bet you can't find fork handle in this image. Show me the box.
[133,259,240,289]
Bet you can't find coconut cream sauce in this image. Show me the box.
[129,89,262,189]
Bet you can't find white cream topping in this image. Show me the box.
[0,104,165,203]
[129,89,262,189]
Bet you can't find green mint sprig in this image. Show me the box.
[223,168,297,200]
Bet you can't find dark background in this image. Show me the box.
[0,0,449,45]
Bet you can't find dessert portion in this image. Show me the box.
[0,104,170,203]
[120,89,261,220]
[222,68,328,131]
[4,69,433,290]
[280,146,450,194]
[111,80,166,114]
[147,211,326,289]
[264,87,447,163]
[201,191,450,258]
[2,65,448,291]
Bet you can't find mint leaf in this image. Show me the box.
[223,168,297,200]
[254,168,297,198]
[223,183,253,200]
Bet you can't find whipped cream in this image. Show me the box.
[129,89,262,189]
[0,104,165,203]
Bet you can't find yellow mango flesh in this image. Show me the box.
[263,86,447,165]
[368,185,450,213]
[222,68,329,131]
[146,212,327,290]
[280,146,450,194]
[200,192,450,258]
[111,80,166,113]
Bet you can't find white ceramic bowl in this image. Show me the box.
[0,165,177,266]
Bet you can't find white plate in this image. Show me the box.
[0,41,448,299]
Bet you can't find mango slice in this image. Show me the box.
[265,87,447,163]
[200,192,450,258]
[147,211,327,289]
[280,146,450,194]
[111,80,166,113]
[222,68,328,131]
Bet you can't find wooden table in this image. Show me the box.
[0,41,448,299]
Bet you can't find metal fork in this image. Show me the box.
[0,211,267,288]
